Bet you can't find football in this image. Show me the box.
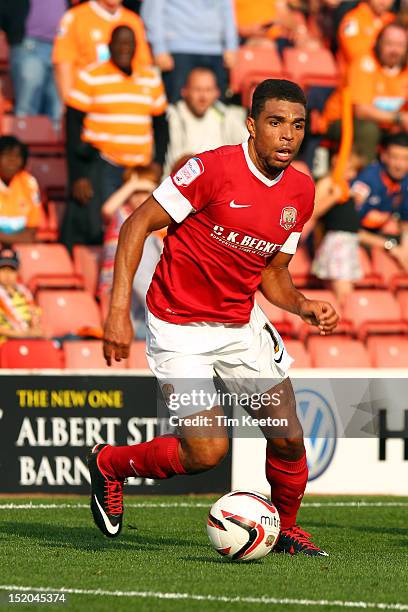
[207,490,280,561]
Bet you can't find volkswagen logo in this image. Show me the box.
[296,388,337,481]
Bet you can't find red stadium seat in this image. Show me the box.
[367,335,408,368]
[283,289,351,339]
[27,157,67,196]
[285,339,311,368]
[0,339,63,368]
[128,341,149,369]
[230,46,283,106]
[2,115,63,153]
[282,48,339,88]
[255,291,292,336]
[15,244,83,292]
[0,73,13,102]
[308,336,371,368]
[73,245,102,296]
[343,290,406,340]
[356,247,383,288]
[0,32,9,68]
[291,161,312,177]
[288,246,311,287]
[36,201,60,242]
[37,290,102,337]
[397,290,408,321]
[63,340,127,370]
[370,248,408,291]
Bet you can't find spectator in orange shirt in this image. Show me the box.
[235,0,323,50]
[338,0,395,65]
[52,0,152,102]
[0,136,41,246]
[324,23,408,162]
[62,25,168,250]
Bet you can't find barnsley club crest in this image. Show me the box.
[280,206,297,230]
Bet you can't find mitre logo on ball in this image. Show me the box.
[280,206,297,230]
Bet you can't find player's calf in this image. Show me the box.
[267,436,305,461]
[180,436,229,473]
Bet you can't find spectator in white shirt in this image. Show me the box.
[164,67,247,177]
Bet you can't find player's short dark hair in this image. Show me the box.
[250,79,307,119]
[382,132,408,149]
[0,135,28,167]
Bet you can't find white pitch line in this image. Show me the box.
[0,585,407,610]
[0,501,408,510]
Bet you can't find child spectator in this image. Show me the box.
[312,150,366,306]
[354,133,408,271]
[0,136,41,246]
[99,169,162,339]
[0,247,43,342]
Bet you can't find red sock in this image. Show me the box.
[265,444,308,530]
[99,436,186,480]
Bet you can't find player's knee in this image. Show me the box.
[182,438,229,473]
[267,437,305,460]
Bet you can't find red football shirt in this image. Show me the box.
[147,142,314,324]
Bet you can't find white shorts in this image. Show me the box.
[145,303,293,418]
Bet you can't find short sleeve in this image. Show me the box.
[25,175,42,228]
[52,10,77,64]
[153,152,218,223]
[280,176,315,255]
[149,71,167,116]
[348,56,376,106]
[66,69,93,112]
[338,14,361,62]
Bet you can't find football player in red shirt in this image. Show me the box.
[88,79,338,555]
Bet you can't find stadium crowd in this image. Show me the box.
[0,0,407,368]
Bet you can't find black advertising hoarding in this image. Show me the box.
[0,374,231,494]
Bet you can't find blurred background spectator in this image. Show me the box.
[0,247,43,342]
[141,0,239,102]
[0,136,41,245]
[235,0,323,51]
[354,133,408,270]
[62,25,168,250]
[322,22,408,162]
[312,149,366,305]
[52,0,152,103]
[337,0,395,65]
[3,0,66,128]
[164,67,247,176]
[99,168,161,339]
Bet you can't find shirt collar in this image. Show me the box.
[90,1,122,21]
[242,139,284,187]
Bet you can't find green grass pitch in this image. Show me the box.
[0,495,407,612]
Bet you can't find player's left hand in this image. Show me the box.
[299,299,339,335]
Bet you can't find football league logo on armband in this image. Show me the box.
[174,157,205,187]
[280,206,297,230]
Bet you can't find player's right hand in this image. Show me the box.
[103,311,134,366]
